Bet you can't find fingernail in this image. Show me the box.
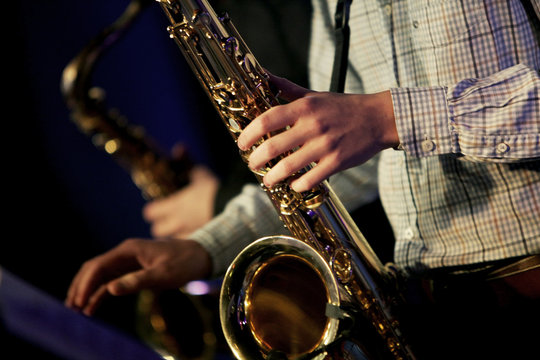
[65,300,76,310]
[109,281,125,295]
[263,175,274,188]
[247,160,256,170]
[237,139,246,151]
[290,179,303,193]
[83,307,93,316]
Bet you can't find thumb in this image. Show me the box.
[266,72,314,102]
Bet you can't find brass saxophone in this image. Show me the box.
[158,0,417,359]
[61,0,192,200]
[60,1,220,359]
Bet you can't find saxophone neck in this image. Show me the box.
[61,0,150,107]
[61,0,192,200]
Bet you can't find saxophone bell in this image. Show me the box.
[220,236,342,360]
[219,234,408,360]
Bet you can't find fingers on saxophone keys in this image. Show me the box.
[263,149,318,189]
[237,105,291,151]
[290,158,336,193]
[247,121,308,169]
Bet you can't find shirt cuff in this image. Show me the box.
[390,86,454,157]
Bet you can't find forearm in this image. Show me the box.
[392,64,540,162]
[190,183,286,277]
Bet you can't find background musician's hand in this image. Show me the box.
[143,165,219,239]
[238,74,398,193]
[65,238,212,316]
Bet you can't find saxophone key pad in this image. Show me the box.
[228,117,241,132]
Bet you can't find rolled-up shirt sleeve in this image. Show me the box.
[391,64,540,162]
[189,183,286,278]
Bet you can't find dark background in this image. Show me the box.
[3,0,311,358]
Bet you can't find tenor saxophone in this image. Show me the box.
[60,1,220,359]
[158,0,417,359]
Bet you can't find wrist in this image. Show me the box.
[372,90,399,149]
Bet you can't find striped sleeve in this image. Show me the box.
[190,184,287,277]
[391,64,540,162]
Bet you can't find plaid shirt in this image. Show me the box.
[193,0,540,276]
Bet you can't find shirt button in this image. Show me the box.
[421,139,436,152]
[412,20,420,28]
[403,227,415,240]
[496,142,510,155]
[384,4,392,16]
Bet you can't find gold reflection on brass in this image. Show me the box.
[245,255,329,358]
[104,139,120,154]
